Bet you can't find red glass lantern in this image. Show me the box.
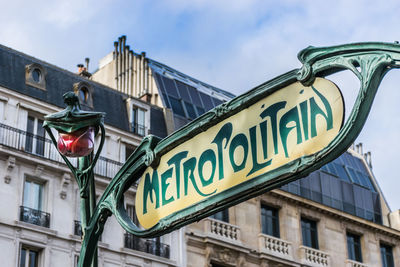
[57,127,95,157]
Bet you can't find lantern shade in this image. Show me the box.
[44,92,105,135]
[57,127,95,157]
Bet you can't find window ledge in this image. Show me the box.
[15,220,57,238]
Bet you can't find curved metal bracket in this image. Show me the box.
[78,42,400,267]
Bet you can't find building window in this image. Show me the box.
[73,81,93,108]
[380,243,394,267]
[131,107,146,136]
[347,232,362,262]
[26,115,45,156]
[23,179,43,211]
[20,179,50,228]
[301,217,319,249]
[261,205,280,238]
[20,245,40,267]
[25,63,46,90]
[211,209,229,223]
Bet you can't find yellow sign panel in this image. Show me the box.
[136,78,344,228]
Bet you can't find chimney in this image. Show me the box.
[85,58,90,71]
[77,62,91,78]
[364,151,372,168]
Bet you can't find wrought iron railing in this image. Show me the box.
[131,123,146,137]
[20,206,50,228]
[124,233,170,259]
[0,123,123,178]
[74,220,82,236]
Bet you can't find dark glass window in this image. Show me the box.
[25,116,45,156]
[184,101,197,119]
[212,97,223,106]
[196,106,205,116]
[301,218,318,249]
[20,246,39,267]
[380,243,394,267]
[175,80,191,102]
[261,205,279,238]
[187,85,203,106]
[211,209,229,223]
[347,233,362,262]
[199,92,214,110]
[32,68,42,83]
[162,76,179,97]
[169,97,186,117]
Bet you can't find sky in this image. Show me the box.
[1,0,400,211]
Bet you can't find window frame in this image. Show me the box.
[301,217,319,249]
[25,115,46,156]
[346,232,363,262]
[19,244,42,267]
[25,63,46,91]
[260,204,280,238]
[380,243,395,267]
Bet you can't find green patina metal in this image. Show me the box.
[43,92,105,267]
[44,42,400,267]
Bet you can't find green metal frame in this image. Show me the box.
[45,43,400,267]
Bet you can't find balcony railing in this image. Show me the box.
[74,220,82,237]
[0,123,123,178]
[124,233,170,259]
[204,218,241,243]
[258,233,293,260]
[300,246,329,266]
[19,206,50,228]
[131,123,146,137]
[346,260,368,267]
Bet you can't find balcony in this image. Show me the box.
[258,233,293,260]
[0,123,123,179]
[300,246,329,266]
[346,260,368,267]
[19,206,50,228]
[124,233,170,259]
[131,122,146,137]
[204,218,241,243]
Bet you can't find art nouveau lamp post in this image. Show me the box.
[43,92,105,267]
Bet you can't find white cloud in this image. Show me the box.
[0,0,400,210]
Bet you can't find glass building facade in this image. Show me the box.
[281,152,382,224]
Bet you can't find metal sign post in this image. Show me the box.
[44,42,400,267]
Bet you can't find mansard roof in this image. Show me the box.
[0,44,167,138]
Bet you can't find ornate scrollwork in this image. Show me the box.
[77,42,400,267]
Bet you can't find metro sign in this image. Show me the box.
[77,42,400,267]
[136,78,344,228]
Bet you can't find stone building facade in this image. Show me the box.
[0,44,185,267]
[92,36,400,267]
[0,34,400,267]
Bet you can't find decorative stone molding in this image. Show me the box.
[73,81,93,108]
[300,246,329,266]
[25,63,46,90]
[211,247,237,266]
[204,218,241,244]
[60,173,71,199]
[258,233,293,260]
[346,259,368,267]
[35,165,44,177]
[4,156,16,184]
